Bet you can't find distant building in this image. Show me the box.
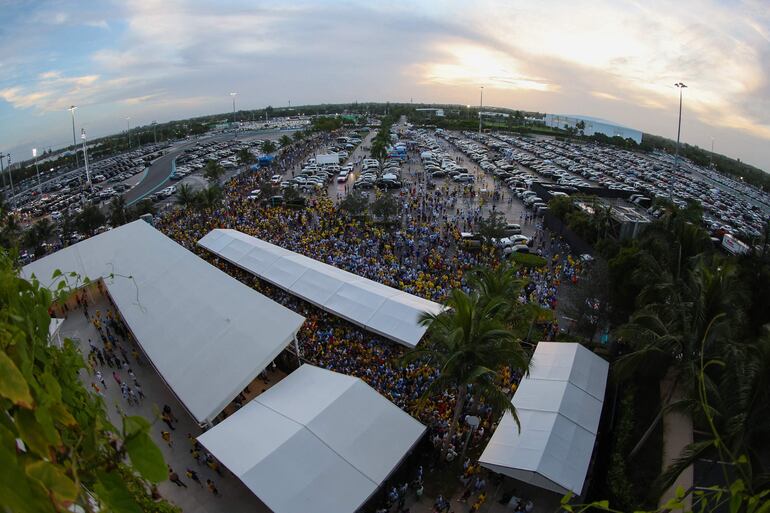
[544,114,642,144]
[414,108,445,117]
[480,111,510,118]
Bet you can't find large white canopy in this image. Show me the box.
[479,342,609,495]
[197,229,445,348]
[198,364,425,513]
[23,221,305,424]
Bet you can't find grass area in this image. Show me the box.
[509,252,548,268]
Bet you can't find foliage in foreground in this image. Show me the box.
[0,253,176,513]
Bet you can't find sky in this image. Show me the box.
[1,0,769,171]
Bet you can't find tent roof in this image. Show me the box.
[22,221,305,424]
[198,229,445,348]
[479,342,608,495]
[198,364,425,513]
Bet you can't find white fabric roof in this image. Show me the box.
[198,364,425,513]
[198,229,445,348]
[479,342,608,495]
[22,221,305,424]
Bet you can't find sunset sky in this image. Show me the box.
[1,0,769,170]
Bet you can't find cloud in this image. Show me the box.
[417,43,555,92]
[591,91,621,101]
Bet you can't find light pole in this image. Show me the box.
[0,153,6,193]
[126,117,131,149]
[6,154,15,207]
[81,128,92,192]
[68,105,80,169]
[32,148,42,195]
[230,92,238,138]
[152,121,158,144]
[672,81,687,201]
[479,86,484,134]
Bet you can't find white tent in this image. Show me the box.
[479,342,609,495]
[198,229,445,348]
[198,364,425,513]
[22,221,305,424]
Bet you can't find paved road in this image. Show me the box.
[125,129,295,206]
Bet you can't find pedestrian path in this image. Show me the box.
[58,289,269,513]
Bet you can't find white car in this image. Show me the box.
[336,170,349,183]
[271,174,282,184]
[500,235,530,248]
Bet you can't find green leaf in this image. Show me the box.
[94,472,143,513]
[25,460,78,507]
[124,432,166,483]
[14,409,50,457]
[49,403,78,427]
[0,444,55,513]
[0,351,34,408]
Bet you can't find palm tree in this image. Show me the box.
[615,256,747,459]
[403,289,530,460]
[203,160,224,183]
[175,184,197,209]
[195,185,223,211]
[654,332,770,495]
[261,140,277,154]
[465,264,549,341]
[279,135,292,148]
[236,148,255,165]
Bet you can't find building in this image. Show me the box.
[414,108,445,117]
[544,114,642,144]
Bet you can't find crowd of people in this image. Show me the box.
[149,128,589,510]
[50,285,229,502]
[42,126,590,510]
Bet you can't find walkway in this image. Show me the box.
[57,289,271,513]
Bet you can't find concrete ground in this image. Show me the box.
[57,288,271,513]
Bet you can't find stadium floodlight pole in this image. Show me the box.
[152,121,158,144]
[671,82,687,201]
[479,86,484,134]
[6,153,15,208]
[81,128,92,192]
[230,92,238,138]
[33,148,42,195]
[126,117,131,149]
[68,105,80,169]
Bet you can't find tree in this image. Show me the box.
[370,191,398,222]
[109,195,128,227]
[282,186,303,206]
[339,191,369,218]
[615,256,747,460]
[292,130,306,141]
[0,252,174,512]
[23,218,55,256]
[236,148,255,165]
[203,160,224,183]
[76,204,106,236]
[279,135,293,148]
[465,264,550,341]
[370,140,387,162]
[261,140,277,155]
[403,289,529,460]
[174,184,197,209]
[195,185,223,210]
[129,199,156,220]
[476,209,508,244]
